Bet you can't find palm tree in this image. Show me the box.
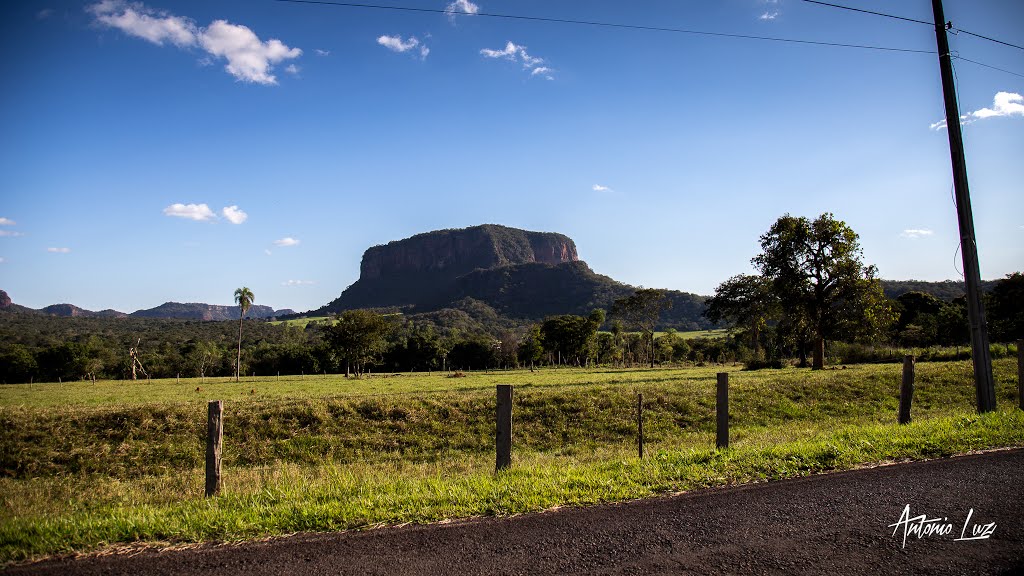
[234,287,254,382]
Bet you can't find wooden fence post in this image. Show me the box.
[637,392,644,459]
[1017,340,1022,411]
[899,355,915,424]
[206,400,223,497]
[716,373,729,449]
[496,385,513,471]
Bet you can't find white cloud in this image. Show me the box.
[378,34,416,51]
[759,11,779,20]
[0,217,15,226]
[89,1,301,85]
[480,41,551,78]
[221,205,248,224]
[264,249,272,256]
[163,203,216,221]
[0,231,26,237]
[282,279,315,286]
[445,0,479,19]
[89,0,197,47]
[199,20,302,84]
[931,91,1024,130]
[592,184,612,192]
[900,229,934,239]
[47,247,71,254]
[0,257,5,263]
[315,49,330,56]
[273,237,300,247]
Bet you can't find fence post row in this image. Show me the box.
[496,385,513,472]
[716,373,729,450]
[899,355,915,425]
[637,392,644,459]
[206,400,223,497]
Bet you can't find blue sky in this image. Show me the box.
[1,0,1021,313]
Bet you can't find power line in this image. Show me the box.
[800,0,1024,53]
[953,29,1024,52]
[953,55,1024,79]
[798,0,932,26]
[273,0,932,54]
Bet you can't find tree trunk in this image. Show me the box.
[236,313,243,382]
[798,338,808,368]
[812,336,825,370]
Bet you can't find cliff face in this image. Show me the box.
[359,224,578,281]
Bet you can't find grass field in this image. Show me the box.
[1,360,1022,563]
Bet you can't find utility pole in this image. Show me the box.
[931,0,995,413]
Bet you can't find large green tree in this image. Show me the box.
[611,288,672,368]
[234,287,254,382]
[327,309,392,376]
[987,272,1024,341]
[753,213,895,369]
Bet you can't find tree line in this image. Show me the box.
[2,214,1020,383]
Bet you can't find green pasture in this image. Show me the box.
[1,360,1022,563]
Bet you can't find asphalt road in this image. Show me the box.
[9,449,1024,575]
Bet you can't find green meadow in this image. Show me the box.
[2,360,1022,563]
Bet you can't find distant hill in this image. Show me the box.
[0,290,293,321]
[880,279,999,301]
[130,302,295,321]
[310,225,713,330]
[38,304,128,318]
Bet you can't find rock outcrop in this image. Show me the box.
[312,224,712,330]
[321,225,580,312]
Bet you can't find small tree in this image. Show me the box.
[327,310,391,376]
[611,288,672,368]
[705,274,779,359]
[234,286,254,382]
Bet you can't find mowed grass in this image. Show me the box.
[1,360,1022,563]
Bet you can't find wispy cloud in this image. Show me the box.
[0,257,5,264]
[930,91,1024,130]
[900,229,934,239]
[0,231,25,237]
[315,48,330,56]
[164,203,216,221]
[37,8,55,20]
[221,205,248,224]
[0,217,15,226]
[445,0,479,21]
[264,249,272,256]
[89,1,301,85]
[480,41,551,78]
[759,11,779,20]
[273,237,300,247]
[282,279,315,286]
[47,247,71,254]
[377,34,429,59]
[592,184,613,192]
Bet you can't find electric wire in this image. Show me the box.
[952,56,1024,78]
[273,0,932,54]
[799,0,1024,53]
[797,0,932,26]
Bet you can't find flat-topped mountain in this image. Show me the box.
[130,302,294,321]
[322,224,582,312]
[312,224,711,330]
